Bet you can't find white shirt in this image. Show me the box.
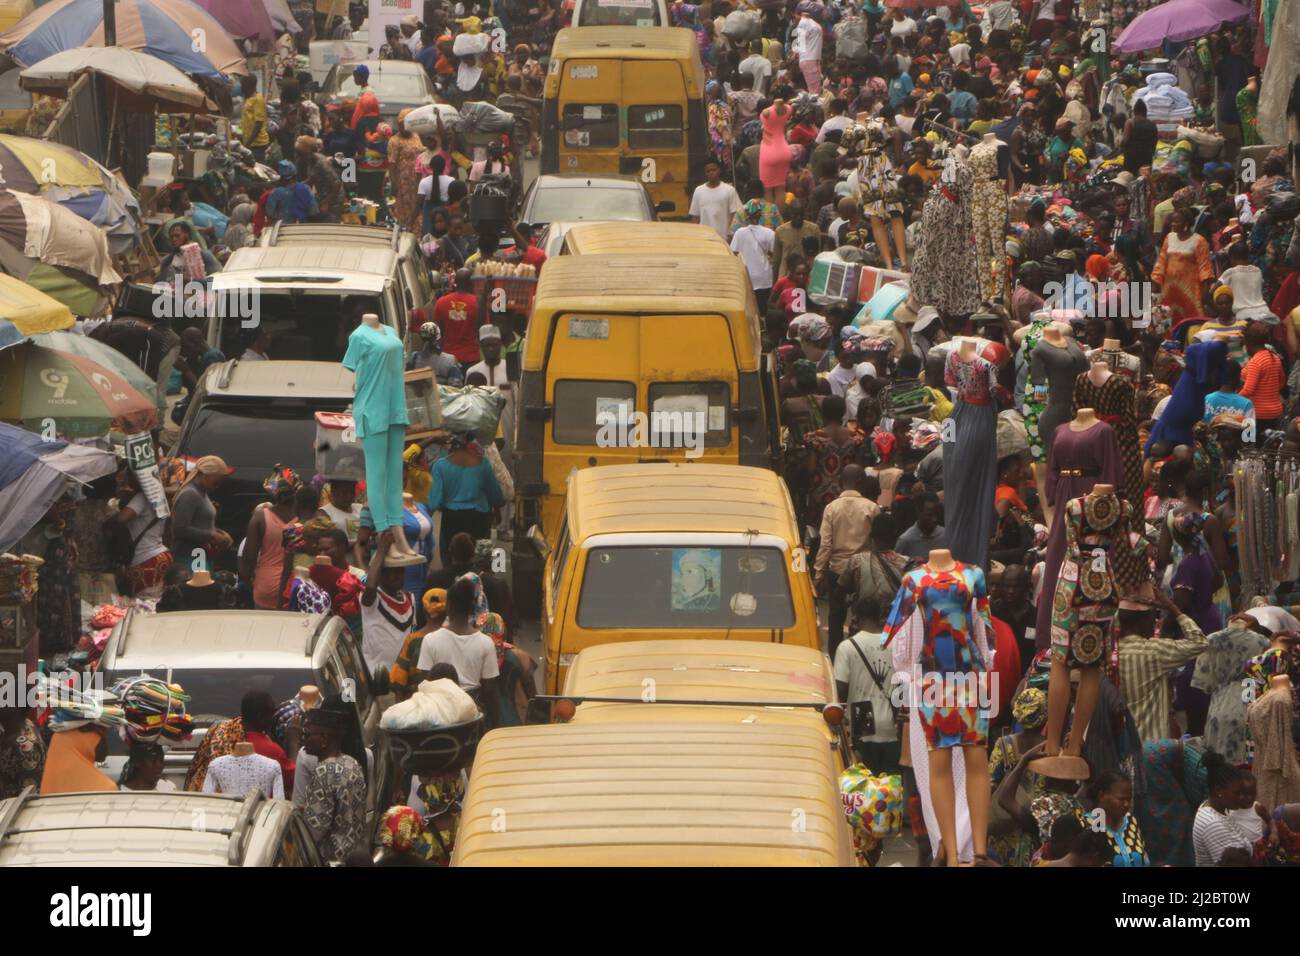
[982,0,1016,34]
[321,501,362,544]
[730,224,776,290]
[119,779,177,792]
[793,17,823,62]
[1218,265,1274,319]
[240,348,268,361]
[416,626,500,690]
[816,115,852,144]
[359,588,414,676]
[827,363,859,398]
[418,174,455,203]
[1034,0,1057,21]
[889,16,916,37]
[466,359,508,387]
[124,492,168,566]
[833,631,898,743]
[689,182,741,240]
[202,752,285,799]
[738,53,773,92]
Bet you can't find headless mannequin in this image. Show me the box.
[958,338,978,362]
[1032,468,1110,782]
[1087,357,1112,387]
[354,312,416,554]
[1035,325,1070,527]
[862,141,909,271]
[970,132,1009,300]
[922,547,992,865]
[1102,337,1121,352]
[232,740,256,757]
[762,99,790,204]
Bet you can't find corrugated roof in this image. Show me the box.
[568,464,797,540]
[453,721,850,866]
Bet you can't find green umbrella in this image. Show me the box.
[29,330,163,412]
[0,342,158,438]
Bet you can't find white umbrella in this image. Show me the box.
[19,46,216,113]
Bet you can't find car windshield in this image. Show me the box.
[213,290,383,361]
[577,545,795,629]
[526,186,648,223]
[336,69,428,99]
[577,0,663,25]
[182,402,343,479]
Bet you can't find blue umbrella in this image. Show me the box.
[0,319,30,351]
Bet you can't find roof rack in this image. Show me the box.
[112,607,136,658]
[265,222,401,251]
[216,358,239,390]
[227,788,265,866]
[0,785,36,845]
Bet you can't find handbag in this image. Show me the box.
[846,635,897,743]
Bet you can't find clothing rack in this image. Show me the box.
[1233,453,1300,600]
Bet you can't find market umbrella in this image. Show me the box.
[0,188,121,317]
[0,421,117,551]
[30,329,163,412]
[0,342,158,438]
[190,0,276,43]
[0,273,74,335]
[0,135,142,255]
[19,47,217,113]
[1113,0,1252,52]
[263,0,302,35]
[0,0,248,78]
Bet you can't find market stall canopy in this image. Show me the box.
[0,135,141,255]
[0,188,121,317]
[0,0,248,77]
[30,328,162,412]
[19,47,217,113]
[0,340,158,438]
[0,421,117,552]
[190,0,278,43]
[0,273,74,335]
[1113,0,1252,51]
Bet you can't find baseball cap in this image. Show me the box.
[277,159,296,179]
[479,324,502,342]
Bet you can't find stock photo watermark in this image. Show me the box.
[594,407,709,459]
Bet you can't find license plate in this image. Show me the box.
[568,317,609,340]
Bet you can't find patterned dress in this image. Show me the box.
[1051,493,1145,667]
[386,133,426,234]
[969,139,1007,301]
[1191,626,1271,765]
[803,427,868,525]
[0,718,46,799]
[942,350,999,570]
[857,149,904,220]
[909,159,981,317]
[884,561,992,750]
[302,754,368,865]
[1018,315,1052,463]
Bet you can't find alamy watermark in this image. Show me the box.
[151,278,262,328]
[1043,280,1154,329]
[1,666,109,711]
[595,407,707,459]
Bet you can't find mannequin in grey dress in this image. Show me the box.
[1030,330,1088,458]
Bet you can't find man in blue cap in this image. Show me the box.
[265,160,318,225]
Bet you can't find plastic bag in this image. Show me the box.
[452,32,491,57]
[722,9,761,42]
[404,103,463,136]
[380,678,479,730]
[438,384,506,438]
[839,764,903,840]
[458,100,516,135]
[834,17,868,61]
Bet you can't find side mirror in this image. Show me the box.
[654,200,676,214]
[526,524,551,560]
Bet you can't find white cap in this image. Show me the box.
[478,324,502,342]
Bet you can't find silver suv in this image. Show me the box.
[97,610,392,834]
[0,787,322,866]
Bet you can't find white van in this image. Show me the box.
[571,0,671,27]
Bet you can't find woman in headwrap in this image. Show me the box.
[1132,737,1208,865]
[119,740,176,791]
[222,200,256,252]
[986,686,1049,866]
[705,81,734,178]
[241,465,304,610]
[426,435,505,567]
[387,109,426,232]
[802,393,868,528]
[40,725,114,794]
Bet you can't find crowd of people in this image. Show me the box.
[4,0,1300,869]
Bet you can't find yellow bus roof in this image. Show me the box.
[452,721,852,866]
[561,221,731,256]
[567,463,798,541]
[549,25,702,62]
[563,640,835,726]
[524,254,759,372]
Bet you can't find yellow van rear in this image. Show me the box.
[538,464,818,693]
[452,721,854,866]
[559,220,731,256]
[512,255,781,610]
[542,26,707,219]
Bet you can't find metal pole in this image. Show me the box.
[104,0,116,47]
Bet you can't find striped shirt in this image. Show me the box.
[1239,348,1284,419]
[1117,614,1208,743]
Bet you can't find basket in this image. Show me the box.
[383,715,485,776]
[471,274,537,313]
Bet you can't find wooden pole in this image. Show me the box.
[104,0,117,47]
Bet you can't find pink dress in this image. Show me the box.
[759,106,793,189]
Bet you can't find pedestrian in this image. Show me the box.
[415,574,500,729]
[730,199,776,313]
[426,434,505,566]
[240,465,302,610]
[688,156,741,240]
[466,325,509,387]
[238,74,269,162]
[300,704,369,865]
[359,529,423,678]
[814,465,881,657]
[409,322,465,384]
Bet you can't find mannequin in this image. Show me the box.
[298,685,321,710]
[1087,336,1140,384]
[1033,408,1123,653]
[1030,321,1088,527]
[400,491,434,592]
[909,153,980,317]
[858,121,908,271]
[232,740,256,757]
[1246,670,1300,808]
[1018,314,1060,516]
[1032,480,1142,780]
[1073,356,1144,518]
[188,568,215,587]
[942,335,999,570]
[969,132,1009,300]
[884,548,993,865]
[343,312,411,554]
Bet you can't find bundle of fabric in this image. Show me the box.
[839,763,903,860]
[1130,73,1194,122]
[110,675,194,744]
[35,675,125,733]
[381,678,479,731]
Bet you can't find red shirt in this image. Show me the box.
[435,291,481,365]
[245,730,295,795]
[1240,348,1284,419]
[989,617,1022,723]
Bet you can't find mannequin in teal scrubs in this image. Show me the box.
[343,314,409,544]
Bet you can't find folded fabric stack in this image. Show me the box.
[111,675,194,744]
[36,676,125,733]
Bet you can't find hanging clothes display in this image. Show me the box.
[969,137,1007,301]
[1018,314,1053,465]
[1030,336,1088,460]
[1034,420,1124,650]
[942,348,999,570]
[1247,682,1300,809]
[1072,371,1142,509]
[1233,454,1300,599]
[909,157,980,317]
[884,560,993,863]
